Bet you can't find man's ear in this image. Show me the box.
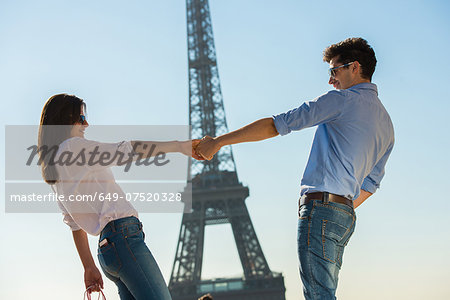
[353,61,362,76]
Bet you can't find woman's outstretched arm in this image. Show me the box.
[131,139,203,160]
[72,229,104,293]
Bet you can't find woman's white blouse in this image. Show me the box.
[54,137,138,236]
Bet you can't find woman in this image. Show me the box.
[38,94,200,299]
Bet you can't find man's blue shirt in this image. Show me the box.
[273,82,394,200]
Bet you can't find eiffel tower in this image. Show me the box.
[168,0,286,299]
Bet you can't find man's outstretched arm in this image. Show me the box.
[196,118,279,160]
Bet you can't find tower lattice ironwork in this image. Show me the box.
[169,0,286,299]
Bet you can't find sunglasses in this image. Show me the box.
[328,62,354,78]
[79,115,86,124]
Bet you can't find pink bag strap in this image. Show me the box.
[84,285,106,300]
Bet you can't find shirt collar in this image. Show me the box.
[348,82,378,95]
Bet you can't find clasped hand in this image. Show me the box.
[191,136,221,160]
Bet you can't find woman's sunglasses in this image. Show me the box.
[79,115,86,124]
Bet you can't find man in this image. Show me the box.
[194,37,394,299]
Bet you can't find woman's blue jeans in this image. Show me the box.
[298,199,356,300]
[97,216,172,300]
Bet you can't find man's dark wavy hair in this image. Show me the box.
[323,37,377,81]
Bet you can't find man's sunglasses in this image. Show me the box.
[328,62,354,78]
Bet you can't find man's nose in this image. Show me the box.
[328,76,335,85]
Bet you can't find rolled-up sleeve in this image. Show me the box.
[361,143,394,193]
[272,90,346,136]
[57,200,81,231]
[64,138,136,171]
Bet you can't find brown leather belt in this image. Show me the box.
[300,192,353,208]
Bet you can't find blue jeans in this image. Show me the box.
[297,199,356,300]
[97,216,172,300]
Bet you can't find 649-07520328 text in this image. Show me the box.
[9,192,183,203]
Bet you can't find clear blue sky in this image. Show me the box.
[1,0,450,299]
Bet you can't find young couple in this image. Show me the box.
[40,37,393,300]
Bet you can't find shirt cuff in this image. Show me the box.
[118,141,137,160]
[63,214,81,231]
[272,114,290,136]
[361,177,378,194]
[69,225,82,231]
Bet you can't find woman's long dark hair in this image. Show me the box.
[38,94,86,185]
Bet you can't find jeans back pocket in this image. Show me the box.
[98,240,122,276]
[321,219,350,266]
